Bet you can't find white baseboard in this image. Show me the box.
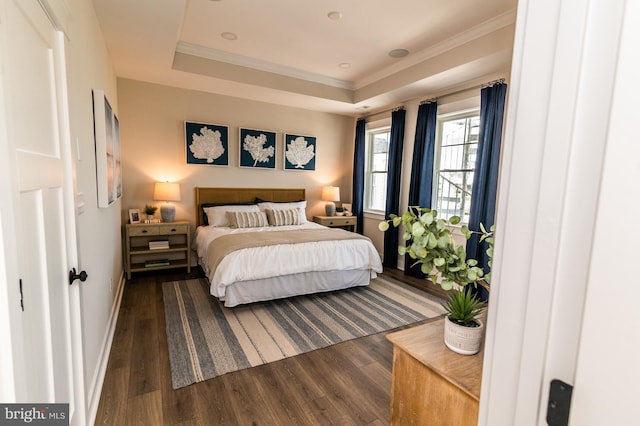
[86,270,125,426]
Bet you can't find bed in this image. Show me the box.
[194,187,383,307]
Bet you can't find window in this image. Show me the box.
[434,111,480,223]
[364,126,391,212]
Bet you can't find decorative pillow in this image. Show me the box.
[265,208,302,226]
[258,201,307,223]
[201,202,255,226]
[203,204,260,227]
[227,210,269,228]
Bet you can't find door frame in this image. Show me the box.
[480,0,628,424]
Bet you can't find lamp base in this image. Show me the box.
[160,204,176,222]
[325,202,336,216]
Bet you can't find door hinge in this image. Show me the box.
[19,279,24,311]
[547,379,573,426]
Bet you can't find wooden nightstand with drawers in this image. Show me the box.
[124,221,191,279]
[313,215,357,232]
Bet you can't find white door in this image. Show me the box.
[1,0,85,424]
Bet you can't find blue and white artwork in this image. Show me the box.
[185,121,229,166]
[240,128,276,169]
[284,133,316,171]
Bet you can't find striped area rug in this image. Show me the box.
[162,274,445,389]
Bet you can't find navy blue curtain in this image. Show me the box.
[405,101,438,277]
[352,119,366,234]
[466,82,507,299]
[383,108,406,268]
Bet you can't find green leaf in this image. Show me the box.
[392,216,402,227]
[480,222,487,233]
[414,246,427,258]
[437,235,450,249]
[398,246,407,255]
[440,280,454,291]
[427,233,438,249]
[434,257,445,267]
[378,221,389,232]
[411,222,425,237]
[450,216,461,225]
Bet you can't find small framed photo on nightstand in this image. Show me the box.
[129,208,141,224]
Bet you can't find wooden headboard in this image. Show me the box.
[195,187,306,227]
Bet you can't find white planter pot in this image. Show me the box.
[443,316,484,355]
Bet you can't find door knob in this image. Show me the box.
[69,268,88,285]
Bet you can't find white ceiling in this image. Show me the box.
[92,0,517,116]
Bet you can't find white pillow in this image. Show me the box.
[227,210,269,228]
[204,204,260,227]
[265,208,301,226]
[258,201,307,223]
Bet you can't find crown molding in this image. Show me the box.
[173,8,516,98]
[175,41,355,90]
[354,9,517,89]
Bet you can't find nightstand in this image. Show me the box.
[124,221,191,279]
[313,215,357,232]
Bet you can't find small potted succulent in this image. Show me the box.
[379,206,493,355]
[442,287,485,355]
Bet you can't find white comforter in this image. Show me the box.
[195,222,383,299]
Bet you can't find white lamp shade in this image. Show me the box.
[154,182,180,222]
[321,186,340,202]
[322,186,340,216]
[153,182,181,202]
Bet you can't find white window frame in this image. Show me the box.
[433,108,480,223]
[364,125,391,214]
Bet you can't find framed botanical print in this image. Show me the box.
[284,133,316,171]
[239,128,276,169]
[185,121,229,166]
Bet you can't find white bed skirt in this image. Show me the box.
[220,269,374,307]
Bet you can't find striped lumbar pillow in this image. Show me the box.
[265,208,301,226]
[226,210,269,228]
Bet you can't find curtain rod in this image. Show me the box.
[359,77,506,120]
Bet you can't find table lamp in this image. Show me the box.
[321,186,340,216]
[153,182,181,222]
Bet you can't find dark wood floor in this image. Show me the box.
[95,268,442,425]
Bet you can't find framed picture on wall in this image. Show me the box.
[185,121,229,166]
[239,128,276,169]
[284,133,316,171]
[93,89,122,208]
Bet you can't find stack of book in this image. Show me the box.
[145,259,170,268]
[149,240,169,250]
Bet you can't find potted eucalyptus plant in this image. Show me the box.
[379,206,493,355]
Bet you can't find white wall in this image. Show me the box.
[116,78,356,229]
[63,0,122,419]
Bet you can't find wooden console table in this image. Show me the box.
[387,318,483,425]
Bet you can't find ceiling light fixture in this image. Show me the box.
[327,11,342,20]
[221,32,238,40]
[339,62,351,69]
[388,48,409,58]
